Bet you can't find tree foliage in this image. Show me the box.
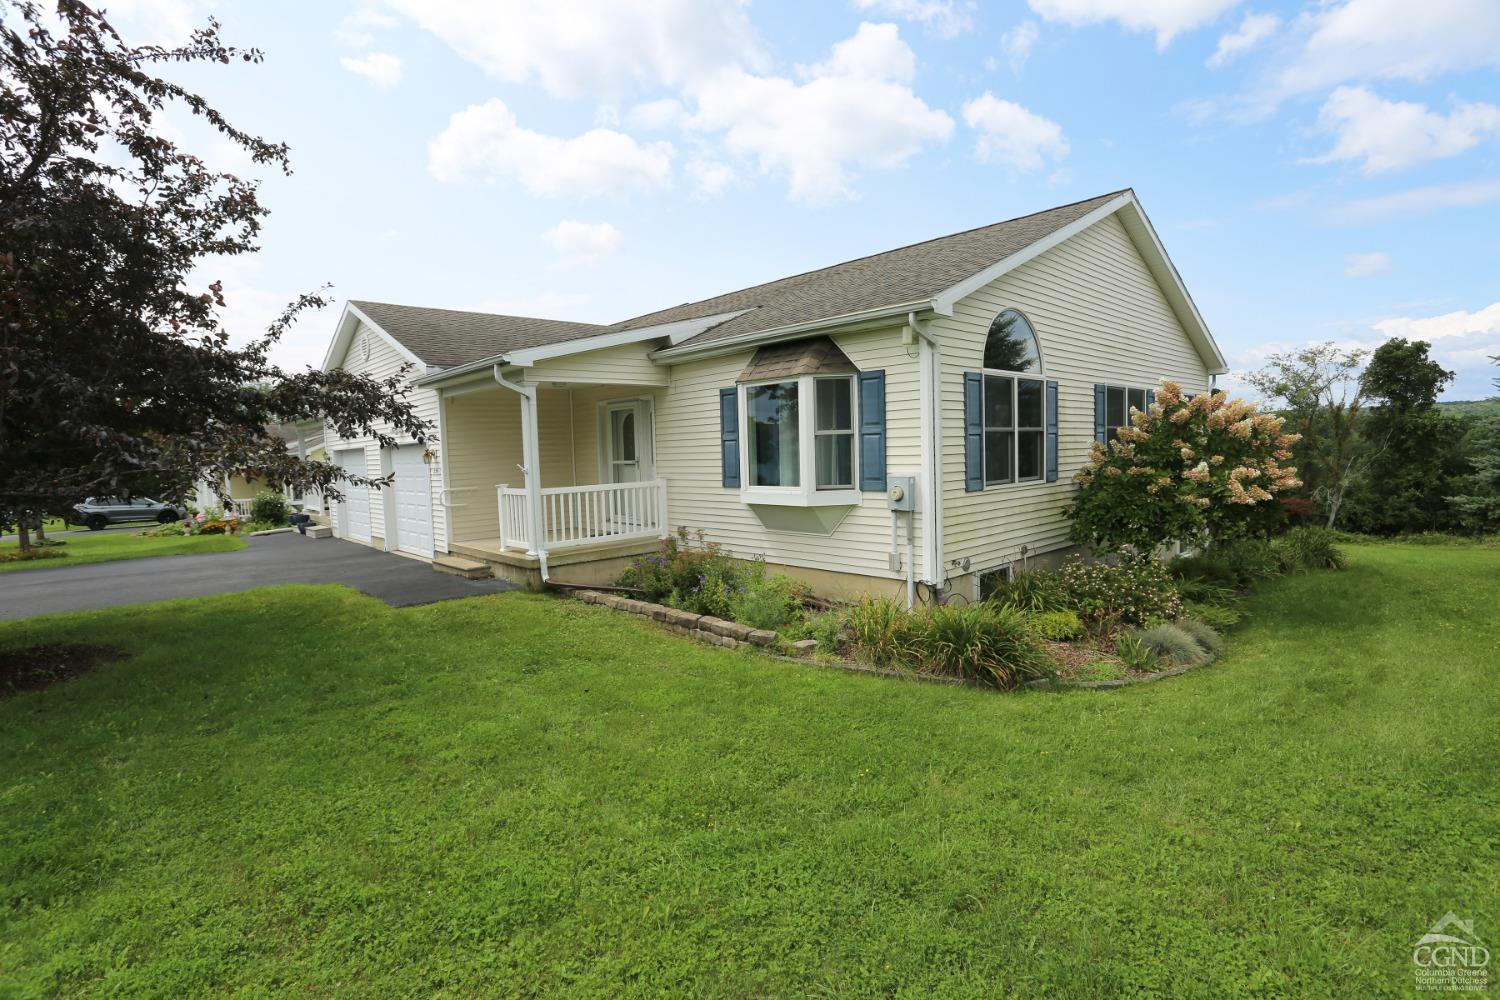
[1066,381,1301,554]
[1447,356,1500,533]
[1341,338,1466,535]
[1244,342,1367,528]
[0,1,430,550]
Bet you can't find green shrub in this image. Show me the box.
[801,611,846,654]
[1174,617,1224,657]
[984,567,1070,612]
[143,522,188,537]
[1133,623,1210,666]
[1211,537,1282,586]
[248,490,289,526]
[1058,555,1182,633]
[1173,576,1237,606]
[845,595,908,666]
[1182,600,1243,631]
[1025,609,1084,641]
[1114,633,1158,671]
[1170,553,1240,589]
[728,569,807,630]
[1274,525,1346,572]
[904,602,1051,690]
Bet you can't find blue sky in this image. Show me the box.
[109,0,1500,399]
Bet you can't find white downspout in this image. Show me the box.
[493,364,551,582]
[907,311,944,598]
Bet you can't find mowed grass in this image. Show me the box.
[0,531,243,573]
[0,545,1495,997]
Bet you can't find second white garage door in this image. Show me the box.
[389,445,434,557]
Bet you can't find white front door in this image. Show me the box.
[333,447,371,542]
[389,445,434,556]
[602,401,650,484]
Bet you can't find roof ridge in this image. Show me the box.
[611,188,1131,328]
[349,299,608,328]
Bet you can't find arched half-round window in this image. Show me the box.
[983,309,1041,373]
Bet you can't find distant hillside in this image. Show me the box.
[1439,399,1500,419]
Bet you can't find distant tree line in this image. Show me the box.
[1246,340,1499,536]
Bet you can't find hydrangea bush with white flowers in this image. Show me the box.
[1067,381,1302,554]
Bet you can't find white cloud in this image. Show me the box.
[1026,0,1241,49]
[335,8,398,47]
[99,0,214,44]
[1330,178,1500,223]
[961,92,1069,170]
[1374,301,1500,343]
[1206,11,1277,67]
[687,158,735,199]
[851,0,974,39]
[625,98,687,131]
[1344,251,1391,277]
[340,52,403,89]
[1307,87,1500,174]
[541,220,623,267]
[686,25,953,202]
[385,0,763,98]
[1273,0,1500,97]
[999,21,1040,75]
[428,98,674,197]
[803,22,915,83]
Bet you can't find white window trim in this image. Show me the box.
[981,367,1047,488]
[738,374,861,507]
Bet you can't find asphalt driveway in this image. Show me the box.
[0,533,516,621]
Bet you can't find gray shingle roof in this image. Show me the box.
[352,191,1127,367]
[614,190,1127,348]
[348,301,608,368]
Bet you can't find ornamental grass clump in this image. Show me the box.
[903,602,1051,690]
[1274,525,1347,572]
[984,567,1071,612]
[1131,623,1209,667]
[1173,617,1224,658]
[1067,381,1301,554]
[844,595,907,666]
[1024,609,1084,641]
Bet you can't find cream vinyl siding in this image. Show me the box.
[653,325,922,585]
[325,322,445,552]
[525,343,668,386]
[936,213,1213,574]
[440,383,665,542]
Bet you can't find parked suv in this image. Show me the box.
[71,497,188,530]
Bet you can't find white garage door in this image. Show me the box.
[389,445,434,556]
[334,448,371,542]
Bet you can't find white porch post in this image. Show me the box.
[519,390,545,559]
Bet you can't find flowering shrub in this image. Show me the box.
[1067,381,1301,554]
[1058,554,1181,633]
[614,530,806,625]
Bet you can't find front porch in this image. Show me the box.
[434,371,669,585]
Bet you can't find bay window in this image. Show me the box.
[739,374,860,505]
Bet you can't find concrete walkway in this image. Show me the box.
[0,533,517,621]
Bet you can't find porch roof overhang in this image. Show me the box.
[413,309,751,390]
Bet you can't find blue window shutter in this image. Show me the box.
[1093,384,1107,444]
[857,370,886,492]
[964,372,984,492]
[1145,388,1156,412]
[719,387,740,488]
[1045,379,1059,483]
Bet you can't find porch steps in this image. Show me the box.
[432,555,493,580]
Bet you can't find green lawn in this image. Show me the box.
[0,531,244,572]
[0,545,1495,996]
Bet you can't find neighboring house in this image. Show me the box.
[320,190,1226,600]
[192,421,328,518]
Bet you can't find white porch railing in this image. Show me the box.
[497,479,667,552]
[227,499,254,518]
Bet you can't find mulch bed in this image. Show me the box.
[1,644,128,698]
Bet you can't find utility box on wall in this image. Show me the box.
[886,475,917,512]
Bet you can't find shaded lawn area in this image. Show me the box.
[0,545,1495,997]
[0,531,243,573]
